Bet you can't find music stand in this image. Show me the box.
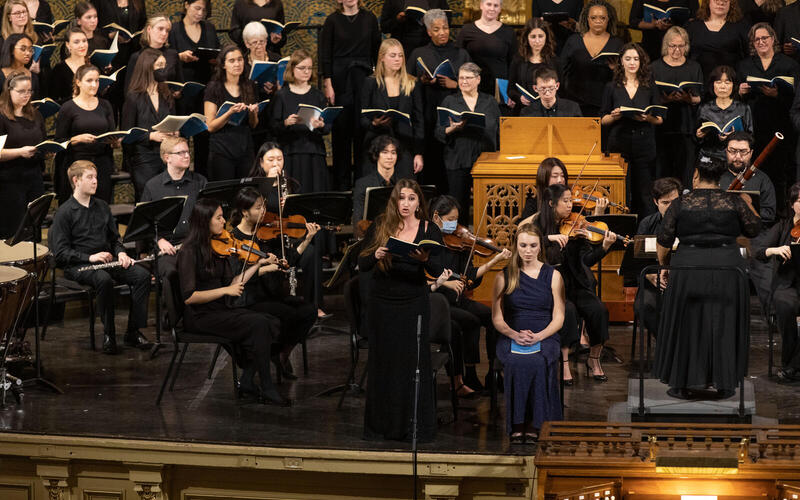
[586,214,638,299]
[200,177,273,213]
[5,193,60,393]
[364,185,438,221]
[727,190,760,216]
[283,191,353,226]
[123,197,185,358]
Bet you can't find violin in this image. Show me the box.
[211,230,272,264]
[791,220,800,242]
[256,212,340,241]
[425,269,474,288]
[728,132,783,191]
[571,185,629,213]
[442,224,503,257]
[559,212,631,246]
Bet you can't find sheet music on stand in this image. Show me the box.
[619,235,680,287]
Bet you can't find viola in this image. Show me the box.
[559,212,631,246]
[442,224,503,257]
[571,185,629,213]
[256,212,340,241]
[211,229,271,264]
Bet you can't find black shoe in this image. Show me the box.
[667,387,691,400]
[102,334,117,355]
[585,356,608,382]
[778,367,800,384]
[259,388,292,407]
[715,389,735,399]
[463,370,484,392]
[123,331,151,349]
[272,354,298,380]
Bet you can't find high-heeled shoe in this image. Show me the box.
[585,356,608,382]
[562,360,574,386]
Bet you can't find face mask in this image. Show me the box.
[153,68,168,82]
[441,220,458,234]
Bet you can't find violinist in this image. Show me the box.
[230,187,318,381]
[431,195,512,395]
[655,155,760,400]
[248,142,328,319]
[753,182,800,383]
[353,135,398,226]
[176,197,290,406]
[140,136,208,278]
[533,184,616,384]
[719,131,776,225]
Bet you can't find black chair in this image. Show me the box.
[156,270,239,405]
[40,254,97,349]
[428,297,459,423]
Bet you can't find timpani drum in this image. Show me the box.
[0,241,49,277]
[0,265,33,337]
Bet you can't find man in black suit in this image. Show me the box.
[520,67,583,118]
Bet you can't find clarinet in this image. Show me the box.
[279,174,298,296]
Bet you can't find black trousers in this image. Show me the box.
[331,103,361,190]
[773,286,800,369]
[634,282,660,337]
[569,287,609,347]
[248,295,316,348]
[560,299,580,348]
[446,168,472,226]
[65,263,151,336]
[450,297,494,366]
[297,238,324,309]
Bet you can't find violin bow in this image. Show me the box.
[462,201,491,280]
[568,141,598,194]
[566,178,599,238]
[238,193,268,282]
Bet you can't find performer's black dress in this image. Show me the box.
[358,220,444,442]
[655,189,760,393]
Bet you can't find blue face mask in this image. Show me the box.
[441,220,458,234]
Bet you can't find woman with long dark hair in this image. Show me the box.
[600,42,663,215]
[358,178,448,441]
[0,33,40,97]
[203,44,259,180]
[508,18,558,111]
[492,223,564,441]
[177,197,290,406]
[122,47,176,199]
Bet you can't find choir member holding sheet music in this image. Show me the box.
[268,49,332,192]
[628,0,695,62]
[203,44,259,180]
[407,9,469,191]
[696,65,753,161]
[559,0,623,117]
[0,71,46,237]
[519,67,582,117]
[28,0,55,44]
[50,28,89,105]
[243,22,279,161]
[3,0,38,50]
[58,2,110,66]
[229,0,285,52]
[435,62,500,225]
[0,34,41,99]
[455,0,516,102]
[379,0,449,57]
[124,15,183,94]
[738,0,783,26]
[55,64,118,203]
[737,22,799,204]
[95,0,146,63]
[651,26,702,182]
[319,0,381,190]
[531,0,582,55]
[508,18,559,112]
[685,0,748,80]
[360,38,424,181]
[122,48,176,200]
[774,1,800,65]
[600,43,664,215]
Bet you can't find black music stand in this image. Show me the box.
[283,191,353,226]
[200,177,273,213]
[6,193,60,393]
[727,190,760,216]
[123,197,185,359]
[364,185,438,221]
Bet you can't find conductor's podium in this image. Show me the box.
[471,117,633,321]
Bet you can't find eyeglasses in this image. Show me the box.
[536,86,557,94]
[753,35,772,43]
[726,148,751,156]
[295,65,312,71]
[458,75,477,81]
[668,43,686,50]
[9,10,27,18]
[15,46,33,54]
[11,88,32,95]
[168,150,190,157]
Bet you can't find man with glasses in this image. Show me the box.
[719,131,775,224]
[140,136,207,276]
[519,67,582,117]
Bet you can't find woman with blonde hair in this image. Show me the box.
[124,14,183,93]
[1,0,37,43]
[492,223,564,441]
[360,37,423,180]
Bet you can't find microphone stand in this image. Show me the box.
[411,314,422,500]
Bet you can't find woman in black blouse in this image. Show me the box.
[229,0,284,52]
[168,0,218,178]
[560,0,624,117]
[379,0,448,57]
[55,64,118,203]
[203,44,258,181]
[122,48,176,199]
[696,65,753,160]
[508,18,558,112]
[270,49,332,193]
[59,2,110,63]
[532,0,582,55]
[775,1,800,65]
[0,71,45,237]
[124,15,183,94]
[651,26,703,183]
[242,21,278,162]
[738,0,783,26]
[360,38,424,181]
[435,62,500,225]
[49,28,89,104]
[0,34,40,99]
[601,42,663,215]
[685,0,748,80]
[2,0,37,47]
[177,197,290,406]
[629,0,696,63]
[455,0,516,103]
[737,22,800,207]
[95,0,146,61]
[319,0,381,190]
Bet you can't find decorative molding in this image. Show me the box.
[43,478,67,500]
[133,483,162,500]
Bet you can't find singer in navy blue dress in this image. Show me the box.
[492,224,564,438]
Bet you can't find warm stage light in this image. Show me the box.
[681,496,718,500]
[655,456,739,475]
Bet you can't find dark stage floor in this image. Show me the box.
[0,298,794,456]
